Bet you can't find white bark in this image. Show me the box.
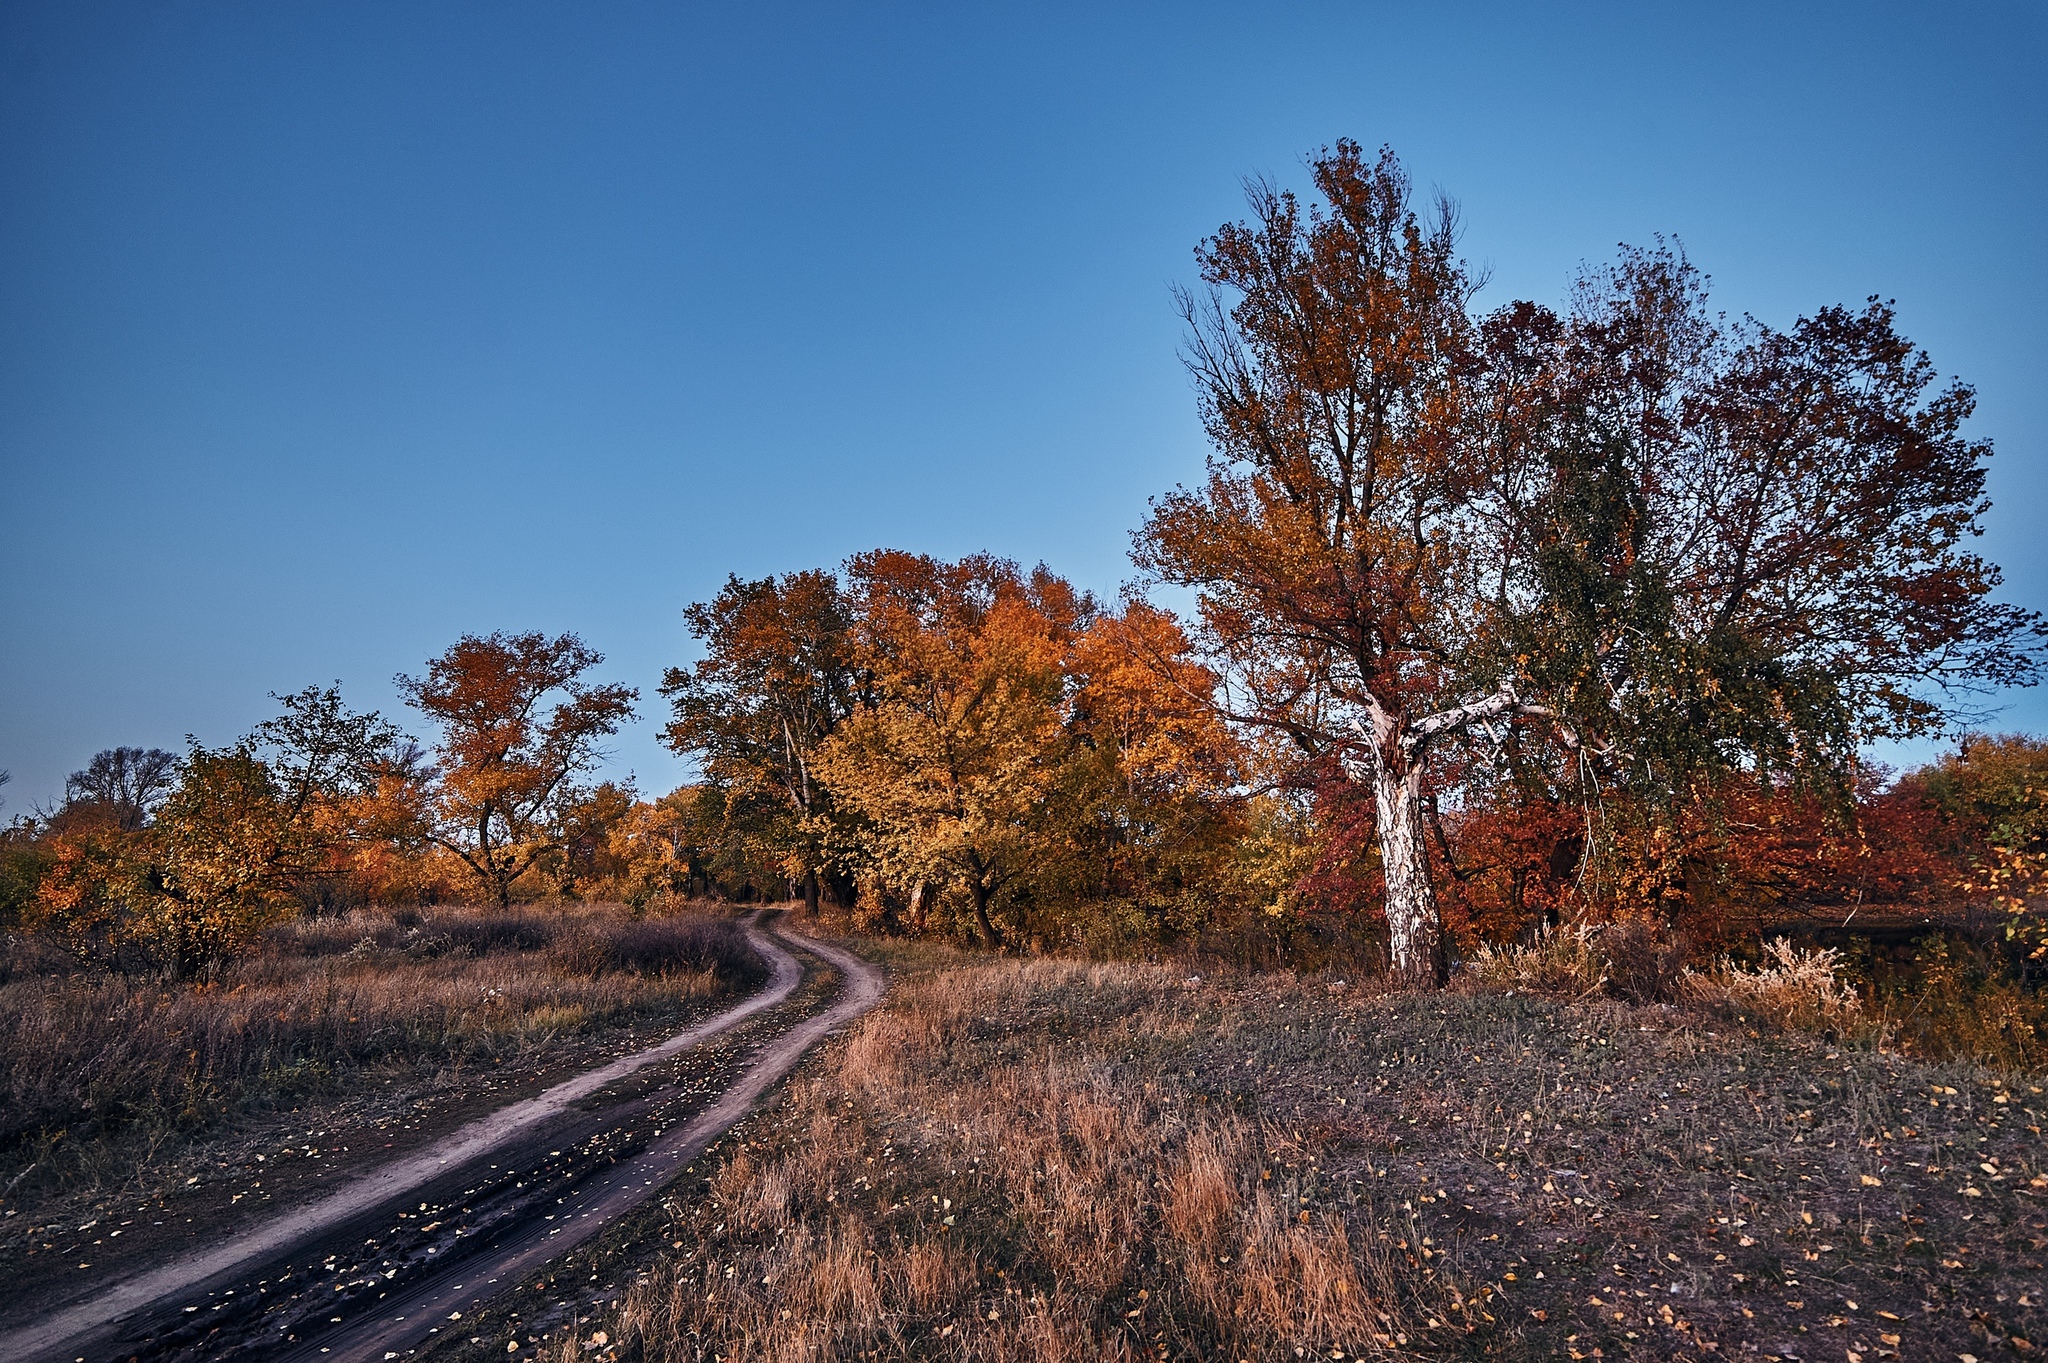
[1353,707,1448,986]
[1348,683,1565,986]
[1405,687,1521,744]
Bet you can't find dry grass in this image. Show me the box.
[1467,924,1605,997]
[500,938,2048,1363]
[0,903,762,1159]
[575,956,1474,1362]
[1683,938,1864,1034]
[1465,920,1689,1005]
[1469,922,2047,1070]
[1470,925,1862,1032]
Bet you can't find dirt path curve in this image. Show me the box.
[0,913,881,1363]
[276,925,885,1363]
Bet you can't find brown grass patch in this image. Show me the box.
[1682,937,1863,1033]
[0,903,761,1159]
[566,956,1472,1362]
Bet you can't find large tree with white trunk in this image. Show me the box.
[1137,141,2042,985]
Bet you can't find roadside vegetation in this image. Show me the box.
[0,902,760,1225]
[512,945,2044,1363]
[0,136,2045,1358]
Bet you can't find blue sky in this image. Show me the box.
[2,2,2043,807]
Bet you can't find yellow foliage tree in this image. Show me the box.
[32,687,402,974]
[816,553,1077,945]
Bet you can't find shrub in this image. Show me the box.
[1873,935,2047,1070]
[1467,920,1688,1003]
[598,917,762,981]
[438,913,556,955]
[1685,937,1863,1033]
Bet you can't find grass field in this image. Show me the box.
[0,903,763,1255]
[536,942,2047,1363]
[2,909,2043,1361]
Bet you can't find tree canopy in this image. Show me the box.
[1137,140,2043,983]
[396,631,638,909]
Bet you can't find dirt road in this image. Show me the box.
[0,913,883,1363]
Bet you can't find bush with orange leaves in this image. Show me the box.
[1404,758,1953,951]
[27,687,405,976]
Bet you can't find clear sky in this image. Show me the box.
[2,2,2043,809]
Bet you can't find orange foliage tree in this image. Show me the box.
[393,632,637,908]
[1139,141,2043,982]
[604,785,716,907]
[1906,735,2048,965]
[816,552,1080,945]
[1053,600,1246,934]
[658,554,1244,945]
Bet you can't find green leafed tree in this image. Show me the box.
[659,572,868,912]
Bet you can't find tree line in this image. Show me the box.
[2,637,639,975]
[657,552,1246,946]
[4,141,2043,983]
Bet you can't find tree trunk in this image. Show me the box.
[824,867,856,910]
[802,867,821,916]
[969,878,1001,948]
[1367,729,1446,987]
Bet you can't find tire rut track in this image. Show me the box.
[0,914,882,1363]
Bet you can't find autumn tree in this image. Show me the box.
[815,552,1084,946]
[1068,602,1240,809]
[1049,600,1246,932]
[550,779,640,897]
[0,814,48,927]
[33,686,400,974]
[1902,734,2048,964]
[1469,250,2044,928]
[131,745,315,974]
[395,632,637,908]
[1137,143,1493,982]
[659,572,866,912]
[606,785,712,906]
[1897,734,2048,858]
[659,557,1248,942]
[1139,141,2043,984]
